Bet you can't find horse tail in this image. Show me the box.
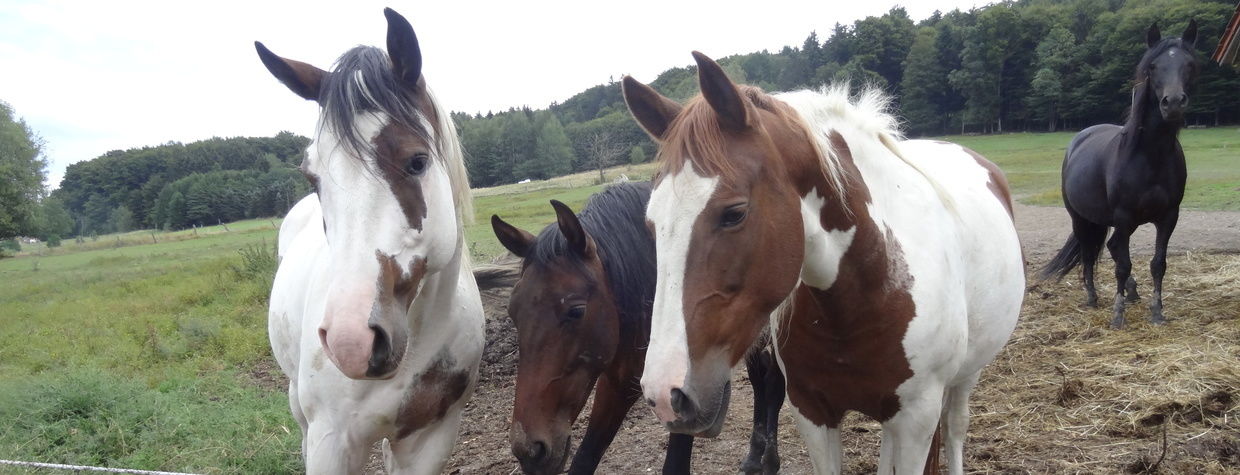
[1038,233,1082,282]
[473,253,521,291]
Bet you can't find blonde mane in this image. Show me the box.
[424,84,474,227]
[777,84,956,212]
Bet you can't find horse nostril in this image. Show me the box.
[1177,94,1187,106]
[646,397,656,408]
[366,324,391,377]
[1161,96,1171,106]
[670,387,693,417]
[530,440,547,462]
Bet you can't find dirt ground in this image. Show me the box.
[398,202,1240,474]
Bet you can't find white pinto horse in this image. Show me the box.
[256,9,482,474]
[623,52,1024,475]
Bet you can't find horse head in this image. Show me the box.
[256,9,468,380]
[1141,20,1199,124]
[492,201,623,474]
[622,53,813,436]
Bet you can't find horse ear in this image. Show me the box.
[384,8,422,87]
[1146,22,1161,48]
[622,76,683,140]
[492,215,535,258]
[693,51,749,131]
[550,200,595,257]
[1181,19,1197,48]
[255,41,326,101]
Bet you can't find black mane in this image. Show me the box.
[528,182,656,324]
[320,46,432,158]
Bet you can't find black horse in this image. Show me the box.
[1040,20,1199,329]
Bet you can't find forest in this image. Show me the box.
[2,0,1236,245]
[457,0,1239,186]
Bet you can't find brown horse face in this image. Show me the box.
[623,53,808,435]
[492,208,621,474]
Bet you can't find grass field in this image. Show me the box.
[942,127,1240,209]
[0,128,1235,473]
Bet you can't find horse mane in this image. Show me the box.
[776,84,956,213]
[318,46,474,225]
[1123,38,1199,133]
[657,85,853,205]
[527,182,656,324]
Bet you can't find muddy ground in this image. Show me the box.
[405,202,1240,474]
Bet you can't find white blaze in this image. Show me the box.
[642,163,719,422]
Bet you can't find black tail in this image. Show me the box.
[1038,233,1082,281]
[473,253,521,291]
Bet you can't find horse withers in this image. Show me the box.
[1040,20,1199,329]
[491,183,785,474]
[258,9,483,474]
[623,53,1024,475]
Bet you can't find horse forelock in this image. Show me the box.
[316,45,473,228]
[525,182,655,324]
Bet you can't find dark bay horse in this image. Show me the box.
[1040,20,1199,329]
[491,182,784,474]
[623,53,1023,475]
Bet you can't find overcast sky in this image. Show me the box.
[1,0,986,188]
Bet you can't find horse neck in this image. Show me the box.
[1126,84,1183,155]
[408,239,470,337]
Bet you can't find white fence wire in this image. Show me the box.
[0,459,197,475]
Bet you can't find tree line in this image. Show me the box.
[0,112,313,250]
[456,0,1239,187]
[3,0,1237,248]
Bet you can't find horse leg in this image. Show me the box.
[741,349,769,473]
[1070,216,1107,308]
[1125,276,1140,302]
[663,433,694,475]
[288,381,309,457]
[940,373,981,475]
[1106,225,1136,329]
[304,420,368,475]
[760,348,785,474]
[567,372,640,475]
[793,408,842,475]
[1149,214,1178,324]
[741,345,785,474]
[384,401,468,475]
[878,389,944,475]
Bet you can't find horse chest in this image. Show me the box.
[393,356,471,439]
[776,284,916,428]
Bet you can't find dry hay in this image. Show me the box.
[967,252,1240,473]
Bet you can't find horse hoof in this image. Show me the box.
[1150,315,1167,326]
[1110,318,1126,330]
[1125,294,1140,303]
[1085,298,1099,308]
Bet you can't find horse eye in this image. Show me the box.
[565,305,586,320]
[405,153,429,176]
[720,204,748,228]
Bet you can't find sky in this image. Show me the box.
[1,0,986,189]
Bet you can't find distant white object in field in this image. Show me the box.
[518,178,532,184]
[615,174,630,183]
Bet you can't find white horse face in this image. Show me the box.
[303,109,459,380]
[256,9,466,380]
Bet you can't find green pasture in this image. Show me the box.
[0,128,1235,472]
[940,127,1240,209]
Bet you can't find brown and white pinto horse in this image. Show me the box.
[259,9,482,474]
[491,183,784,475]
[622,52,1024,475]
